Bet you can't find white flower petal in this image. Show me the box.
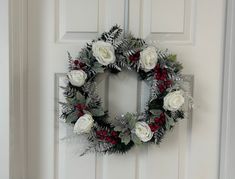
[163,90,185,111]
[134,121,153,142]
[67,70,87,87]
[140,47,158,72]
[74,114,94,134]
[92,41,116,66]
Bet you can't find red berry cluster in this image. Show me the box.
[75,104,87,117]
[129,52,140,62]
[149,113,166,132]
[73,59,86,70]
[154,64,172,93]
[96,130,119,145]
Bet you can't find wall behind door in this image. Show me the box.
[0,0,9,179]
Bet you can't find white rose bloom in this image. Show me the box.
[67,70,87,87]
[92,41,116,66]
[164,90,185,111]
[74,114,94,134]
[140,47,158,72]
[134,122,153,142]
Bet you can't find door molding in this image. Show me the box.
[219,0,235,178]
[9,0,28,178]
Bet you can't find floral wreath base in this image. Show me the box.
[60,25,193,155]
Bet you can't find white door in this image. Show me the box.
[27,0,226,179]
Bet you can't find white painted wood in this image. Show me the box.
[56,74,193,179]
[103,0,125,30]
[56,0,99,42]
[145,1,225,179]
[220,0,235,178]
[0,0,9,179]
[147,131,179,179]
[108,70,138,116]
[27,1,125,179]
[151,0,185,33]
[55,75,96,179]
[102,71,138,179]
[56,0,125,43]
[21,0,226,179]
[130,0,195,44]
[129,0,140,36]
[65,0,99,32]
[102,153,137,179]
[139,76,193,179]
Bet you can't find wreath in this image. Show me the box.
[60,25,191,155]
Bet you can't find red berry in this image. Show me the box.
[111,131,118,136]
[96,131,101,136]
[100,130,106,136]
[165,80,172,87]
[100,136,105,140]
[75,104,87,110]
[129,52,140,62]
[154,125,159,131]
[158,83,166,93]
[154,117,160,123]
[111,140,118,145]
[149,124,159,132]
[160,113,165,119]
[105,137,112,143]
[74,60,79,66]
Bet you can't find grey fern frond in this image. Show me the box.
[154,127,165,144]
[99,25,123,43]
[108,63,122,71]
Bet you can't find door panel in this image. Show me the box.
[55,74,193,179]
[28,0,225,179]
[129,0,195,43]
[56,0,125,42]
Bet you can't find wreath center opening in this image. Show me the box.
[96,69,150,119]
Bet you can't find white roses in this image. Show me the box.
[67,70,87,87]
[134,122,153,142]
[164,90,185,111]
[74,114,94,134]
[92,41,116,66]
[140,47,158,72]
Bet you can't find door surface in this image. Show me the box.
[27,0,226,179]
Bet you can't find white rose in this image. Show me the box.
[92,41,116,66]
[164,90,185,111]
[134,122,153,142]
[67,70,87,87]
[74,114,94,134]
[140,47,158,72]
